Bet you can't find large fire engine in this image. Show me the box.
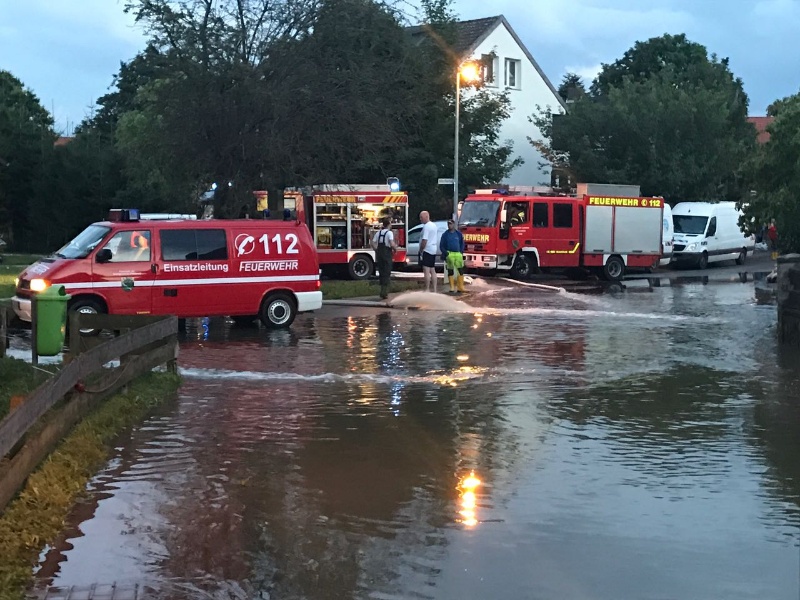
[460,183,664,281]
[286,184,409,280]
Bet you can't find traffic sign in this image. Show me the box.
[437,178,454,185]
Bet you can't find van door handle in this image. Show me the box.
[151,264,158,274]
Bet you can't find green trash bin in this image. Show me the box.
[35,285,71,356]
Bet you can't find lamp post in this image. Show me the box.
[454,61,480,221]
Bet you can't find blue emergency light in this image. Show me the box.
[108,209,141,222]
[387,177,401,192]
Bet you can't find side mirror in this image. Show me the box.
[500,209,508,226]
[96,248,112,263]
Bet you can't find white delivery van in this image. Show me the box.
[660,203,674,267]
[672,202,755,269]
[406,220,448,268]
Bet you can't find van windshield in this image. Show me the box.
[673,215,708,235]
[460,201,500,227]
[54,224,111,259]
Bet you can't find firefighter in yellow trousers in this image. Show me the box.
[440,219,466,294]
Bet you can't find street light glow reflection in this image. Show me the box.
[457,471,482,527]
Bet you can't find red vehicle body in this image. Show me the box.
[287,184,409,280]
[12,210,322,329]
[460,188,664,281]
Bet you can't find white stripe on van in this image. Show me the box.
[62,275,319,291]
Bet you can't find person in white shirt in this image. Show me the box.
[418,211,439,293]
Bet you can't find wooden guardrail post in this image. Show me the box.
[777,254,800,346]
[0,306,7,359]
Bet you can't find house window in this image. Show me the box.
[504,58,521,89]
[481,53,498,86]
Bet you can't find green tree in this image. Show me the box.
[557,72,585,103]
[741,92,800,252]
[0,71,56,250]
[531,34,755,203]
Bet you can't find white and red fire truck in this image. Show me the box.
[287,184,409,280]
[460,184,664,281]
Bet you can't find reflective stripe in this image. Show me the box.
[63,275,319,291]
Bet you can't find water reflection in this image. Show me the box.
[34,283,800,600]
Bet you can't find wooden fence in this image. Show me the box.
[0,313,179,512]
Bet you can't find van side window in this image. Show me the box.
[407,228,421,244]
[706,217,717,237]
[553,203,573,228]
[161,229,228,261]
[533,203,548,228]
[197,230,228,259]
[102,230,151,262]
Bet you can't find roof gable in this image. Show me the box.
[408,15,567,111]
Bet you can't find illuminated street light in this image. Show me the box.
[454,60,481,221]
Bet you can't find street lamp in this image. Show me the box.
[454,61,481,221]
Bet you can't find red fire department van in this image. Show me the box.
[285,183,409,280]
[460,184,664,281]
[12,209,322,329]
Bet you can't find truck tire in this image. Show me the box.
[348,254,374,280]
[260,293,296,329]
[735,248,747,265]
[602,256,625,281]
[510,254,534,279]
[68,298,106,336]
[697,251,709,270]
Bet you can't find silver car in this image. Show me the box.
[405,221,448,268]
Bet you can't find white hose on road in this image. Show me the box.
[497,277,566,293]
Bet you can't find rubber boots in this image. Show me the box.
[448,276,457,294]
[457,274,465,293]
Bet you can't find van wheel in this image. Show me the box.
[510,254,534,279]
[735,248,747,265]
[260,293,296,329]
[348,254,374,280]
[697,252,709,270]
[603,256,625,281]
[68,298,105,336]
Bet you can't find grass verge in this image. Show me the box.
[321,278,423,300]
[0,255,40,298]
[0,359,59,421]
[0,371,180,600]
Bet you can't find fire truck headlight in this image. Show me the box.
[14,277,19,287]
[29,278,50,293]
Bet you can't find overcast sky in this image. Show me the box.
[1,0,797,134]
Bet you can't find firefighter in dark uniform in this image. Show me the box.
[371,216,397,300]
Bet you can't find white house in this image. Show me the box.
[409,15,566,187]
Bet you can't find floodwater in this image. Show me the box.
[32,277,800,599]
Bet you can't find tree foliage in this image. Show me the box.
[0,71,55,249]
[557,72,585,103]
[531,34,755,203]
[741,92,800,252]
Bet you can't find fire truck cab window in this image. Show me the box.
[533,203,548,228]
[102,230,151,262]
[507,202,528,226]
[161,229,228,261]
[553,203,574,228]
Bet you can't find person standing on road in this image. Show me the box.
[440,218,465,294]
[372,216,397,300]
[767,219,778,260]
[418,211,439,293]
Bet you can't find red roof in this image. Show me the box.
[54,136,74,147]
[748,116,774,144]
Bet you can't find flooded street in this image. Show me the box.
[32,278,800,599]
